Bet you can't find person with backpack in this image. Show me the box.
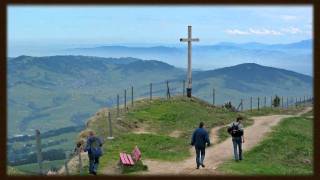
[84,131,103,175]
[191,122,211,169]
[227,116,244,161]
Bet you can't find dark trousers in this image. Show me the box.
[88,154,100,173]
[232,137,242,160]
[195,146,205,166]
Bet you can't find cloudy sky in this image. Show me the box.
[8,5,312,46]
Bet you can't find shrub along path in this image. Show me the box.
[137,107,312,175]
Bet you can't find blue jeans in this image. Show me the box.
[195,146,205,166]
[88,154,100,173]
[232,137,242,160]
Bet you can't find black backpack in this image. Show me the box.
[227,122,243,137]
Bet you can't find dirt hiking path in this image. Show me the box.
[103,107,311,175]
[136,107,312,175]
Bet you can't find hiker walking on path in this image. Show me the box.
[191,122,211,169]
[84,131,103,175]
[227,116,244,161]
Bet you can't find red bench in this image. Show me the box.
[119,146,141,166]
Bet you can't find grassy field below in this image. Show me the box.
[13,159,65,175]
[217,110,313,175]
[7,166,26,175]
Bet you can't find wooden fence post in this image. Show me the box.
[271,96,273,108]
[183,80,185,96]
[64,151,69,175]
[131,86,134,107]
[117,94,119,117]
[258,97,260,111]
[212,88,215,106]
[35,129,43,175]
[124,89,127,111]
[150,83,152,100]
[286,97,289,108]
[264,96,266,107]
[250,97,252,112]
[241,99,243,112]
[300,97,302,104]
[166,80,171,99]
[281,96,284,109]
[107,112,114,140]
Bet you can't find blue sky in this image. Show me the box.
[8,5,312,47]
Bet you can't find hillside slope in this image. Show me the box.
[7,56,312,136]
[70,96,305,175]
[192,63,312,104]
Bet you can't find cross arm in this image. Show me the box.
[180,38,188,42]
[180,38,200,42]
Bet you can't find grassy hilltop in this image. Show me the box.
[79,96,305,174]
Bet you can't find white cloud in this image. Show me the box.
[280,27,302,34]
[280,15,298,21]
[225,28,282,36]
[225,26,311,36]
[249,28,282,35]
[225,29,250,35]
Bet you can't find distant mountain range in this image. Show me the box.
[64,39,312,75]
[7,55,313,137]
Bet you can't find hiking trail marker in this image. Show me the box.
[180,25,199,98]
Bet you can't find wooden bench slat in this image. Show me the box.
[120,153,130,165]
[132,146,141,161]
[120,153,126,164]
[126,154,135,165]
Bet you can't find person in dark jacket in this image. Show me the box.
[84,131,103,175]
[191,122,211,169]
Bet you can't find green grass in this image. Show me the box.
[126,97,240,135]
[7,166,26,175]
[13,159,65,175]
[217,115,313,175]
[100,133,189,162]
[98,133,189,174]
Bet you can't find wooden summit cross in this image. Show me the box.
[180,25,199,98]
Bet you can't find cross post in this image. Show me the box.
[180,25,199,98]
